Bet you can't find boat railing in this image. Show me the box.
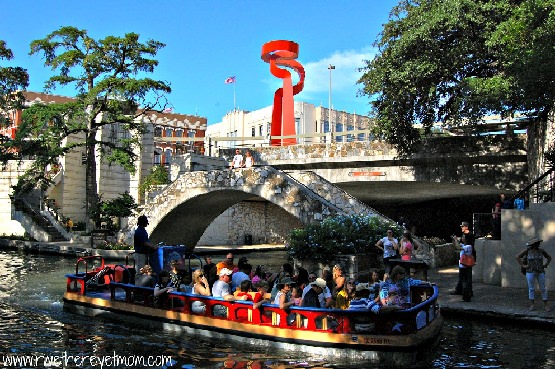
[75,255,105,275]
[103,281,439,335]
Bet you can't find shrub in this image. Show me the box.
[286,214,402,264]
[96,241,133,250]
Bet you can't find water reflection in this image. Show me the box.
[1,249,555,369]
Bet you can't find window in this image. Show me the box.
[251,127,256,137]
[175,129,183,137]
[154,127,162,137]
[259,125,263,136]
[165,128,173,137]
[346,125,354,142]
[164,148,172,165]
[335,122,343,142]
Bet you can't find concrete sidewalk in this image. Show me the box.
[429,266,555,327]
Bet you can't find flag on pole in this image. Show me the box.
[224,76,236,84]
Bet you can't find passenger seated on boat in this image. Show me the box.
[235,280,254,300]
[348,284,378,310]
[234,280,255,321]
[332,264,346,299]
[212,268,236,317]
[335,278,356,309]
[368,270,385,301]
[154,270,175,308]
[302,274,333,309]
[191,269,211,314]
[252,280,270,307]
[301,278,325,308]
[274,277,295,309]
[135,265,155,288]
[169,260,186,291]
[231,263,252,292]
[296,267,309,290]
[378,266,424,313]
[301,278,328,329]
[268,263,294,300]
[290,286,302,306]
[273,277,296,325]
[216,253,237,275]
[85,266,112,290]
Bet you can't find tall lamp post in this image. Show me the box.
[328,64,335,142]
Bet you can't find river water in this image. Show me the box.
[1,249,554,369]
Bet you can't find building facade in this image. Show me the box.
[0,92,207,234]
[205,101,373,149]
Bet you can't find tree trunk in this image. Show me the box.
[85,128,98,232]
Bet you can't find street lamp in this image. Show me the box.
[328,64,335,141]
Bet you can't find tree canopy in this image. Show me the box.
[9,26,171,229]
[0,40,29,128]
[358,0,555,155]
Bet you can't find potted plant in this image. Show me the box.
[286,214,402,276]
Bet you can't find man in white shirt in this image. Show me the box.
[301,274,333,308]
[230,149,244,169]
[212,268,236,316]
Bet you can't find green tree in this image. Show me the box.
[358,0,555,157]
[11,27,171,230]
[92,191,138,231]
[139,165,169,199]
[0,40,29,134]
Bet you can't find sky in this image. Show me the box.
[1,1,398,125]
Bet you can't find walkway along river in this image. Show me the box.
[1,249,555,368]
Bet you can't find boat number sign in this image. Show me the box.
[351,336,392,345]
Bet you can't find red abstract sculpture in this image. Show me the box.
[261,40,305,146]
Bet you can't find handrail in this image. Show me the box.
[510,166,555,203]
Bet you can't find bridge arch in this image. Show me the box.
[127,167,345,246]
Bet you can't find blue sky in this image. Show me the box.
[2,1,397,125]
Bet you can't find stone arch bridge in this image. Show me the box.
[125,166,389,246]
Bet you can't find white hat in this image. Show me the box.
[219,268,233,276]
[310,277,326,289]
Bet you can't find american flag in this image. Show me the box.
[162,107,173,113]
[224,76,236,84]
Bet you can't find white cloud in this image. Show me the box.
[301,47,376,96]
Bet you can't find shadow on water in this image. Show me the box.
[1,250,555,368]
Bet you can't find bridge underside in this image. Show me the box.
[337,181,504,205]
[150,190,256,246]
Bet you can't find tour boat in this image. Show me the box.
[63,255,443,366]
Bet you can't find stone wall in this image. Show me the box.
[0,161,32,237]
[198,201,303,246]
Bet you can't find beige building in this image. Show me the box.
[206,101,372,149]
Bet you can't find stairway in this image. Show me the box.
[13,198,66,242]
